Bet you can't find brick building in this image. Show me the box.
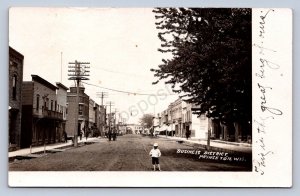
[88,99,96,129]
[65,84,89,138]
[21,75,63,148]
[98,105,106,136]
[9,47,24,150]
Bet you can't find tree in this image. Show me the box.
[151,8,252,125]
[139,114,154,128]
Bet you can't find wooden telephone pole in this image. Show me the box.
[97,92,108,136]
[97,92,108,106]
[106,101,114,133]
[68,60,90,147]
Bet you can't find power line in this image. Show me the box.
[92,66,152,78]
[68,60,90,147]
[82,81,177,96]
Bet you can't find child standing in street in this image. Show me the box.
[149,143,161,171]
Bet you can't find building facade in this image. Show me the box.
[157,98,210,140]
[88,99,101,137]
[65,84,89,138]
[56,82,69,141]
[21,75,63,148]
[88,99,96,136]
[9,47,24,150]
[126,124,143,134]
[170,98,183,137]
[98,105,106,136]
[158,97,250,143]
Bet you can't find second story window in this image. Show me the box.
[44,98,49,110]
[51,100,53,111]
[79,104,83,115]
[36,94,40,111]
[12,75,17,100]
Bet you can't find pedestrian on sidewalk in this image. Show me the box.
[149,143,161,171]
[112,128,117,141]
[63,131,68,143]
[79,129,83,141]
[186,129,191,140]
[86,128,90,141]
[108,131,112,141]
[112,131,117,141]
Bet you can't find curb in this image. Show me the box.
[190,142,251,155]
[9,137,101,159]
[157,135,251,155]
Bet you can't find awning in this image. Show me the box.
[159,125,172,132]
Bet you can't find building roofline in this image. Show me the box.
[56,82,69,90]
[31,75,57,91]
[9,46,24,59]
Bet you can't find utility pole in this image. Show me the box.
[106,101,114,133]
[68,60,90,147]
[97,92,108,136]
[114,108,117,126]
[97,92,108,106]
[114,108,118,131]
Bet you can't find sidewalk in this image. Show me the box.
[8,137,101,158]
[157,135,252,154]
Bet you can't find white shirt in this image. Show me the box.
[149,148,161,158]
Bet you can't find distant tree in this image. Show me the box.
[139,114,154,128]
[151,8,252,125]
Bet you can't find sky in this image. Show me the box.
[9,7,178,124]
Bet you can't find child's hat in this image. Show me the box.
[153,143,158,147]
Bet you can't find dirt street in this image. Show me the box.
[9,134,251,171]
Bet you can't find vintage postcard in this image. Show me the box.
[8,7,292,187]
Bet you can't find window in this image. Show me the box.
[43,97,49,110]
[12,75,17,100]
[36,94,40,111]
[51,100,53,111]
[55,101,57,112]
[10,60,18,67]
[79,104,83,115]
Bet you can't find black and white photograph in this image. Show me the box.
[7,7,292,187]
